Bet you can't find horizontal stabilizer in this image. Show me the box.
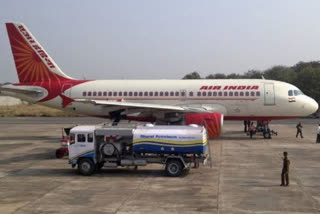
[0,85,43,95]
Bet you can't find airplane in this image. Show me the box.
[0,23,318,138]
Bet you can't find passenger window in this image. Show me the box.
[149,92,153,96]
[208,91,212,96]
[229,92,233,96]
[224,92,228,96]
[113,92,117,96]
[234,92,238,96]
[160,92,164,96]
[202,91,207,96]
[87,133,93,142]
[213,92,217,96]
[256,91,260,96]
[144,92,148,96]
[88,92,92,96]
[218,92,222,96]
[170,92,174,96]
[245,91,249,96]
[83,91,87,96]
[251,91,255,96]
[288,90,293,96]
[139,92,143,96]
[108,92,112,96]
[181,91,186,96]
[134,92,138,96]
[119,92,122,96]
[175,92,179,96]
[197,92,201,96]
[103,92,107,96]
[155,92,159,96]
[77,134,86,142]
[165,92,169,96]
[239,92,244,96]
[98,92,102,96]
[189,91,193,96]
[124,92,128,96]
[93,91,97,96]
[129,92,133,96]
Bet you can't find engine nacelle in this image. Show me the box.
[184,113,224,138]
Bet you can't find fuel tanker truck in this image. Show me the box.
[68,124,210,177]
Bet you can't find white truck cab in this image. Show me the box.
[69,126,96,164]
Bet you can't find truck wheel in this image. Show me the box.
[165,159,183,177]
[78,158,96,176]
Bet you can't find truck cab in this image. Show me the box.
[69,126,96,166]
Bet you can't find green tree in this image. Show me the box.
[183,71,201,79]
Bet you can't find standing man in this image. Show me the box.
[281,151,290,186]
[317,124,320,143]
[296,122,303,138]
[244,120,248,132]
[249,122,255,139]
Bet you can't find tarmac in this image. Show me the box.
[0,117,320,214]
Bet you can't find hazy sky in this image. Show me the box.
[1,0,320,82]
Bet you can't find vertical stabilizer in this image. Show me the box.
[6,23,73,83]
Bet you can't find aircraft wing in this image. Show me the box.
[74,99,211,113]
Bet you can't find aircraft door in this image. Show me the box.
[264,83,275,105]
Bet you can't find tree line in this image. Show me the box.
[182,61,320,104]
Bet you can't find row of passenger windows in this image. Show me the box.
[82,91,260,97]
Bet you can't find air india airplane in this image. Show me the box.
[0,23,318,138]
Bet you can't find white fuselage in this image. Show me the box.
[8,78,314,121]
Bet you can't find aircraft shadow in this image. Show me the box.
[0,136,60,141]
[0,149,55,165]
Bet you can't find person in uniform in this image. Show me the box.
[296,122,303,138]
[281,151,290,186]
[317,124,320,143]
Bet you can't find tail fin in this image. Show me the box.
[6,23,73,83]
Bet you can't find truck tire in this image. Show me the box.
[78,158,96,176]
[165,159,183,177]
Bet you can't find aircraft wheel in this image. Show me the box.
[263,131,271,139]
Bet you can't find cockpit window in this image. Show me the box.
[294,90,303,96]
[288,90,293,96]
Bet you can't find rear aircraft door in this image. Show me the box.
[264,83,275,105]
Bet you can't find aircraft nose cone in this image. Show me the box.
[310,99,319,114]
